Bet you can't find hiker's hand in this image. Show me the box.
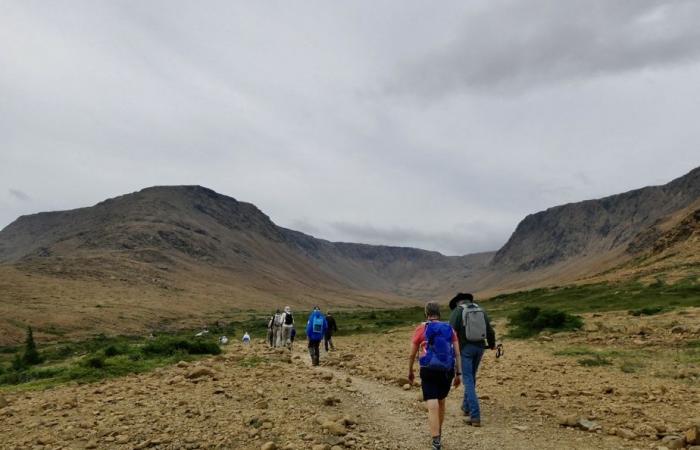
[453,376,461,387]
[408,370,414,384]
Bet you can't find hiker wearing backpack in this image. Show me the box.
[305,306,327,366]
[408,301,462,450]
[280,306,295,348]
[448,293,495,427]
[266,312,275,347]
[324,311,338,352]
[272,309,284,348]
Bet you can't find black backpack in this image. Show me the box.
[284,313,294,325]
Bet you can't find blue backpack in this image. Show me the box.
[312,316,324,334]
[419,322,455,371]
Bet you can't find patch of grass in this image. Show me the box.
[141,337,221,357]
[628,306,665,316]
[507,306,583,338]
[578,355,613,367]
[238,356,265,368]
[553,346,599,357]
[0,333,221,390]
[620,360,645,373]
[485,278,700,320]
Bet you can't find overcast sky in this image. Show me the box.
[2,0,700,255]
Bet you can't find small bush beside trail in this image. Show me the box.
[628,306,665,316]
[141,337,221,357]
[508,306,583,338]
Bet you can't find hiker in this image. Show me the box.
[280,306,295,348]
[242,332,250,345]
[306,306,327,366]
[408,301,462,450]
[324,311,338,351]
[267,312,275,347]
[272,309,283,347]
[448,292,495,427]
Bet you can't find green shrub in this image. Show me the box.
[578,355,612,367]
[103,344,127,357]
[141,337,221,357]
[628,306,664,316]
[22,326,42,366]
[508,306,583,338]
[11,353,25,371]
[84,355,106,369]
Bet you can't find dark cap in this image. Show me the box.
[449,292,474,310]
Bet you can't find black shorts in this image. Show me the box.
[419,367,454,401]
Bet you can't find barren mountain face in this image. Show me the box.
[0,168,698,343]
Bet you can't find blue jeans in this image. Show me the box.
[461,344,484,420]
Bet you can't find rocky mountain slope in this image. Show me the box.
[1,167,698,343]
[0,185,491,299]
[492,167,700,273]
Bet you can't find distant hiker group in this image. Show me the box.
[408,292,496,450]
[266,306,339,366]
[267,306,296,349]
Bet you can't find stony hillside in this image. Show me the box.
[0,186,494,342]
[0,185,491,299]
[492,167,700,273]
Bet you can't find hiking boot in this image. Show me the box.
[468,419,481,427]
[431,437,441,450]
[461,406,469,417]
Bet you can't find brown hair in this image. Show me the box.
[424,301,441,319]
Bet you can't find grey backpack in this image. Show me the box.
[461,303,487,342]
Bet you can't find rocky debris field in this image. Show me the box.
[0,308,699,450]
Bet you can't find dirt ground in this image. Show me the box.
[1,308,699,450]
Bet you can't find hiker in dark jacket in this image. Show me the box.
[324,311,338,351]
[448,293,495,427]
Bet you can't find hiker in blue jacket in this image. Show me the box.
[306,306,328,366]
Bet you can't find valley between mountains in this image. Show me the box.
[1,167,699,344]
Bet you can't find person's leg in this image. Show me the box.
[462,346,481,421]
[438,398,446,433]
[324,334,329,352]
[312,340,321,365]
[460,351,473,415]
[426,399,440,439]
[329,335,334,350]
[308,340,314,363]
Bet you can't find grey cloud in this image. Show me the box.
[1,1,699,253]
[8,189,30,201]
[395,0,700,96]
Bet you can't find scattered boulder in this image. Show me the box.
[661,435,686,449]
[687,425,699,445]
[323,395,341,406]
[261,442,277,450]
[558,414,579,427]
[322,421,347,436]
[576,418,601,432]
[616,428,637,440]
[186,367,215,379]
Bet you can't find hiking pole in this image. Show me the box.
[495,343,504,358]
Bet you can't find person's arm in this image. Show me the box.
[306,319,312,338]
[484,312,496,350]
[452,332,462,387]
[408,340,419,384]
